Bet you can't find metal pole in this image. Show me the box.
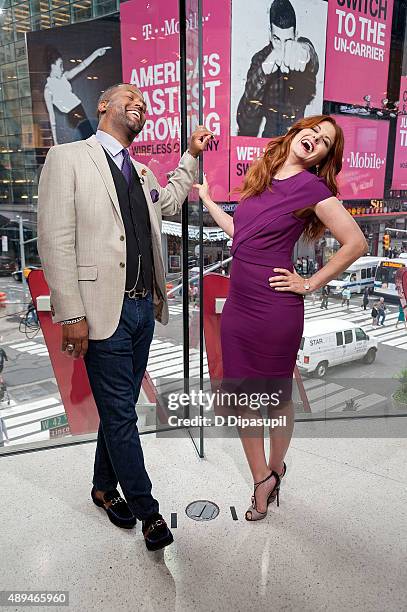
[17,216,28,294]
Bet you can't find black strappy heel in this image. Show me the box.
[267,461,286,506]
[245,470,281,521]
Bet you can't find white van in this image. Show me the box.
[296,319,378,378]
[327,256,384,295]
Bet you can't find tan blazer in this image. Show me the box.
[37,135,198,340]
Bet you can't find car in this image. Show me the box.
[0,256,17,277]
[297,319,378,378]
[12,266,40,282]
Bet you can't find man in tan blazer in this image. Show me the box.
[38,83,212,551]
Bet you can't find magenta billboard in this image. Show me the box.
[324,0,394,108]
[120,0,231,201]
[332,114,389,200]
[391,76,407,191]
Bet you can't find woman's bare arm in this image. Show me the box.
[194,175,234,237]
[308,197,368,291]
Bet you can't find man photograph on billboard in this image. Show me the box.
[27,15,122,149]
[231,0,327,138]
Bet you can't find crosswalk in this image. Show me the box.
[298,377,387,414]
[1,395,65,445]
[7,339,49,356]
[303,299,407,350]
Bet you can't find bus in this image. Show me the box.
[327,256,385,295]
[374,255,407,300]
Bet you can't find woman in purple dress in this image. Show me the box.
[194,115,368,521]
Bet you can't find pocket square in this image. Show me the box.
[150,189,159,203]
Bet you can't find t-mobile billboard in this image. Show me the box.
[120,0,231,200]
[332,114,389,200]
[391,76,407,190]
[324,0,394,108]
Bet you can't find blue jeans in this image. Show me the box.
[84,293,159,520]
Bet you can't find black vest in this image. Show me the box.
[104,150,153,293]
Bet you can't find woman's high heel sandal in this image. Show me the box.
[251,461,286,507]
[245,470,281,521]
[267,461,286,506]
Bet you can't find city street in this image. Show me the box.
[0,275,406,448]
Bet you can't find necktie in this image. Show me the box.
[121,148,133,186]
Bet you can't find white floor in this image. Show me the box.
[0,419,406,612]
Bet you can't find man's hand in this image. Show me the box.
[188,126,214,158]
[281,40,311,73]
[61,319,89,359]
[262,47,283,75]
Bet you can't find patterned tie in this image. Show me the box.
[121,148,133,186]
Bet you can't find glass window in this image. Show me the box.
[0,62,17,83]
[2,80,18,101]
[16,60,28,80]
[344,330,353,344]
[361,269,366,279]
[355,328,367,341]
[94,0,118,17]
[0,44,16,65]
[15,40,27,60]
[51,5,71,27]
[18,78,31,99]
[372,266,377,277]
[30,1,50,14]
[366,267,371,278]
[336,332,343,346]
[72,1,92,21]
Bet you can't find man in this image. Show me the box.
[237,0,319,137]
[377,297,387,326]
[38,83,212,551]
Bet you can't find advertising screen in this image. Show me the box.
[229,0,328,194]
[391,76,407,190]
[27,15,122,150]
[324,0,394,108]
[120,0,231,200]
[332,114,389,200]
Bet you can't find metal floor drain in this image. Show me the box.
[185,500,220,521]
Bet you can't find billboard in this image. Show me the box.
[229,0,328,193]
[324,0,394,108]
[120,0,231,200]
[332,114,389,200]
[27,15,122,149]
[391,76,407,191]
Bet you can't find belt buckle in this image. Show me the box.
[126,288,148,299]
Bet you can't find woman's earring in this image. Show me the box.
[316,165,320,176]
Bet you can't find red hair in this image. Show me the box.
[236,115,344,243]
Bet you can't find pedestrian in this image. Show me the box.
[341,286,351,309]
[377,297,387,325]
[320,284,329,309]
[0,413,9,448]
[371,302,379,326]
[395,301,407,330]
[308,258,315,275]
[0,347,8,374]
[361,286,369,311]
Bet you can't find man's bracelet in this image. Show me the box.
[60,316,85,326]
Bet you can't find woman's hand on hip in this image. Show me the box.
[268,268,309,295]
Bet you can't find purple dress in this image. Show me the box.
[220,169,333,401]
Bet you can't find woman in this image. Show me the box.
[395,300,407,329]
[194,115,368,521]
[44,45,111,145]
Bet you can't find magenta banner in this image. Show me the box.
[391,76,407,190]
[120,0,230,201]
[324,0,394,108]
[332,114,389,200]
